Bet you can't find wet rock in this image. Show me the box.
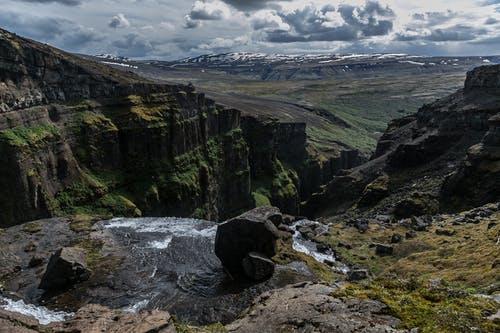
[277,224,292,233]
[0,308,40,333]
[391,233,403,244]
[282,214,295,225]
[296,223,328,239]
[242,252,275,281]
[28,256,44,268]
[39,247,91,291]
[316,243,331,254]
[375,244,394,256]
[215,206,280,278]
[347,269,371,282]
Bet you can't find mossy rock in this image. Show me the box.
[394,192,439,218]
[358,174,390,207]
[97,194,142,217]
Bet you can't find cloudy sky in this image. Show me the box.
[2,0,500,59]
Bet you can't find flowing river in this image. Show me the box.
[1,217,348,325]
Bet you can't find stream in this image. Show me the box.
[1,217,347,325]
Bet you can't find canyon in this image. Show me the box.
[0,28,498,332]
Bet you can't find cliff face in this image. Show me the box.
[304,64,500,217]
[0,29,252,227]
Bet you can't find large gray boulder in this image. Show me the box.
[215,206,281,278]
[39,247,91,291]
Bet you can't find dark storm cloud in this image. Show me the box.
[0,11,69,40]
[221,0,288,11]
[411,11,458,25]
[62,28,104,48]
[17,0,81,5]
[112,33,154,57]
[485,17,499,24]
[261,1,395,43]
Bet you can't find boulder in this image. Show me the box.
[39,247,91,291]
[215,206,281,278]
[375,244,394,256]
[391,233,403,244]
[347,269,371,281]
[242,252,275,281]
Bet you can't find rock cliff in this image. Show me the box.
[303,64,500,217]
[0,28,252,226]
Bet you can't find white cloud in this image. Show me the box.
[108,13,130,29]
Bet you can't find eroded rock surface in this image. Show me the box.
[225,282,409,333]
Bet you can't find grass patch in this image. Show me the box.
[334,278,500,333]
[21,222,42,234]
[0,125,60,148]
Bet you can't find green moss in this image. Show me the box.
[74,238,105,269]
[97,194,142,217]
[334,278,500,333]
[69,215,106,233]
[82,112,118,131]
[252,191,271,207]
[21,222,42,234]
[270,160,299,202]
[0,125,60,148]
[174,316,226,333]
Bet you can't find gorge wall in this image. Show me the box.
[303,64,500,217]
[0,28,361,227]
[0,29,254,226]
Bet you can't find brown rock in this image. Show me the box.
[39,247,90,291]
[46,304,176,333]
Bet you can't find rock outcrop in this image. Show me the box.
[225,282,409,333]
[214,206,281,279]
[0,304,176,333]
[39,247,90,291]
[303,64,500,217]
[0,28,252,226]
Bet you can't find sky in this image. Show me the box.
[2,0,500,59]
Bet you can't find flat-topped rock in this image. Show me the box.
[215,206,281,278]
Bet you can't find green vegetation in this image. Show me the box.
[21,222,42,234]
[175,321,227,333]
[74,238,105,269]
[100,94,179,128]
[167,71,465,157]
[0,124,60,148]
[251,159,299,210]
[273,239,342,283]
[334,278,500,333]
[69,215,107,233]
[252,191,271,207]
